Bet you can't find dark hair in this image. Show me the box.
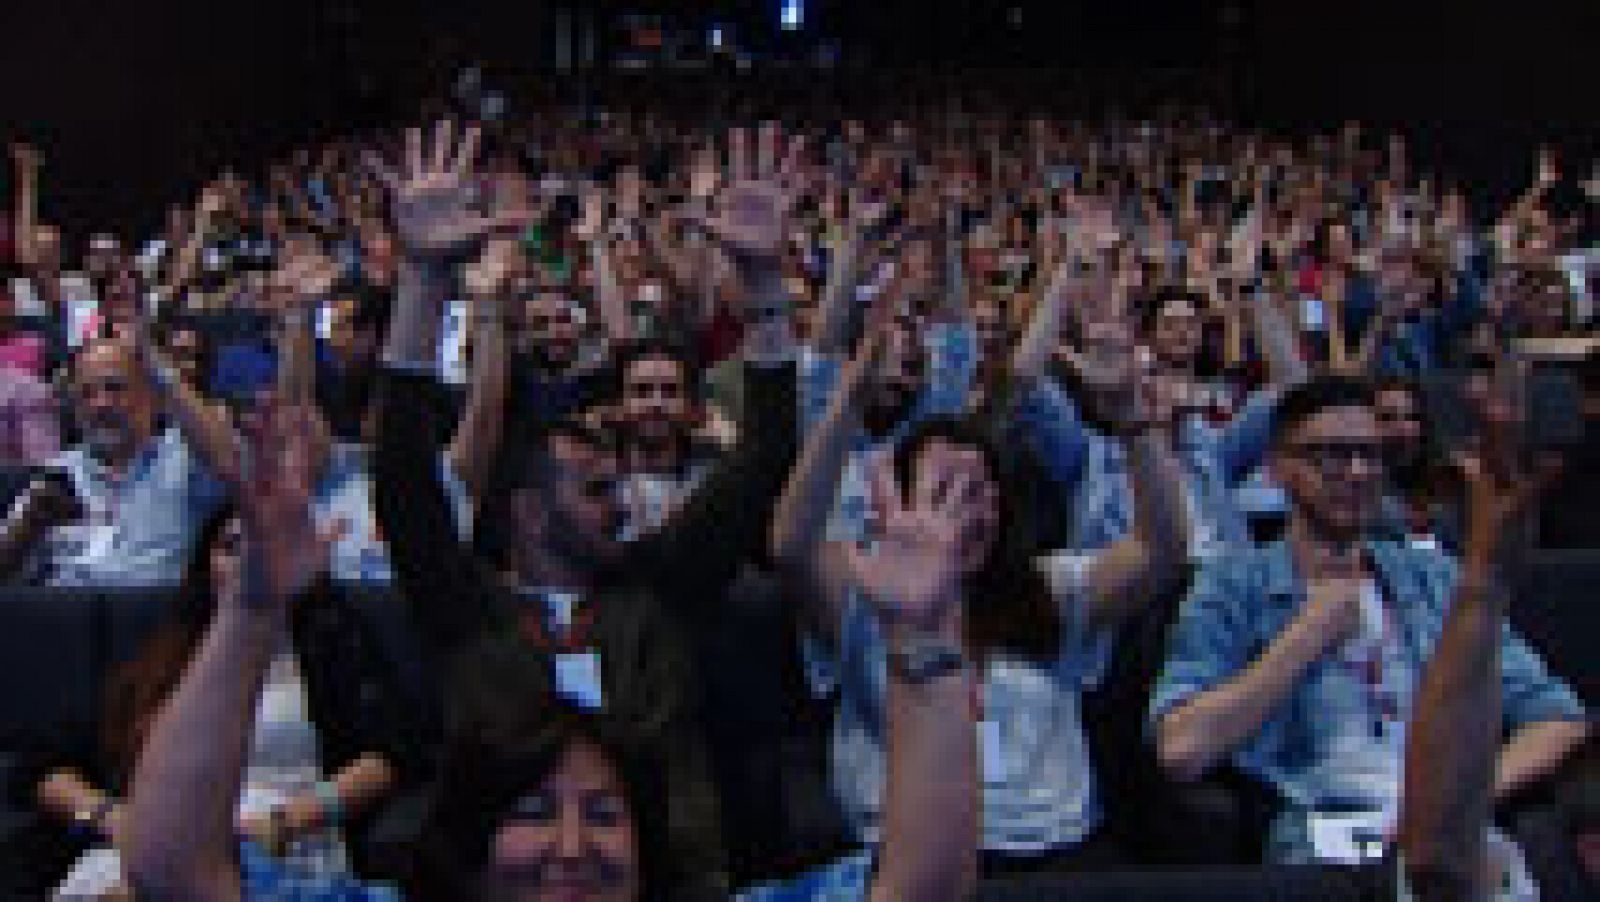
[892,417,1061,662]
[1268,374,1377,449]
[409,648,671,899]
[335,278,394,337]
[472,417,614,567]
[611,339,700,397]
[1135,285,1204,338]
[102,503,238,779]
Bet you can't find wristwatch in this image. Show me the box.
[886,631,967,685]
[72,797,117,840]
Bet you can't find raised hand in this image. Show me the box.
[265,238,340,312]
[365,121,527,260]
[692,124,810,264]
[462,236,522,298]
[234,395,331,608]
[572,184,607,242]
[844,446,978,632]
[1455,361,1559,577]
[9,143,42,171]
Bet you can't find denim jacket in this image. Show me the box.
[1149,540,1586,815]
[1012,378,1279,555]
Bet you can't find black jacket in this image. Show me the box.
[373,358,797,902]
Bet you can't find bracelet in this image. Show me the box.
[314,781,345,828]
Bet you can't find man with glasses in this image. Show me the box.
[1150,375,1587,874]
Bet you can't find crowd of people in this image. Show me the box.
[0,79,1595,901]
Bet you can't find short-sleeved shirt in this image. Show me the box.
[1149,541,1587,860]
[811,553,1112,853]
[40,428,227,586]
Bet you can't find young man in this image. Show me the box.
[611,341,719,540]
[1151,375,1588,873]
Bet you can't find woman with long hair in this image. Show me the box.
[768,326,1192,876]
[23,489,419,897]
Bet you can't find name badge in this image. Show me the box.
[980,719,1009,786]
[555,651,604,710]
[1307,810,1392,864]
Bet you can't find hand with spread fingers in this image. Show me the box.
[234,395,334,609]
[844,446,978,635]
[365,120,529,260]
[690,124,811,266]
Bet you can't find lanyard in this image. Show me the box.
[515,591,596,654]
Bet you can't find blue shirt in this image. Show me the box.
[1012,378,1279,555]
[239,842,870,901]
[810,554,1111,853]
[43,428,227,586]
[1149,541,1586,857]
[799,323,977,543]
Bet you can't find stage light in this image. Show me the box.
[780,0,803,31]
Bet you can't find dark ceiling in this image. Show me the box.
[2,1,1593,241]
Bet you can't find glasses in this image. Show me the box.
[580,477,619,500]
[1283,441,1386,473]
[626,381,684,399]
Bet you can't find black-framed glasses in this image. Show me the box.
[1283,440,1385,472]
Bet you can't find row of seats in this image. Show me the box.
[0,552,1593,895]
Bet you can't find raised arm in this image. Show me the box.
[769,326,884,639]
[1058,334,1191,627]
[9,144,41,269]
[367,121,529,654]
[126,320,245,485]
[842,449,980,902]
[123,399,327,902]
[1397,435,1544,899]
[446,238,516,501]
[267,238,342,404]
[575,187,636,346]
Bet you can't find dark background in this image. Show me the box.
[3,1,1594,245]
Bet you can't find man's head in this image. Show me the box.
[497,421,626,575]
[326,282,392,370]
[971,293,1012,376]
[521,292,583,371]
[1268,376,1384,542]
[71,338,159,466]
[863,318,926,437]
[1140,287,1205,370]
[614,343,696,453]
[1373,379,1427,474]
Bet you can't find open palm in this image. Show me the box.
[694,125,809,262]
[236,397,330,608]
[366,121,528,260]
[844,451,975,629]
